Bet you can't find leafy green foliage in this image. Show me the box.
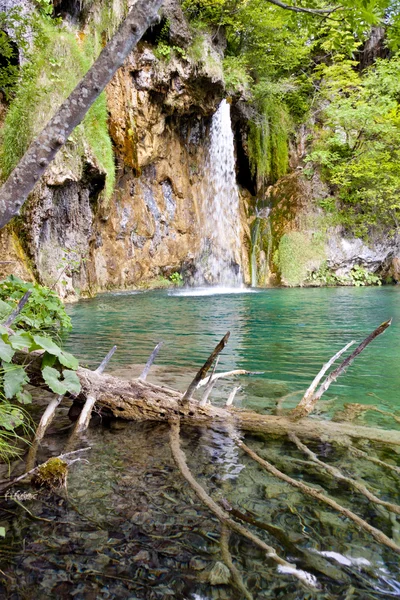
[0,278,80,461]
[308,262,382,286]
[183,0,399,191]
[307,53,400,237]
[169,272,183,286]
[0,12,115,200]
[0,276,71,333]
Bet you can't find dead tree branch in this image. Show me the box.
[291,320,391,419]
[237,439,400,555]
[139,342,163,381]
[0,0,164,229]
[169,420,318,588]
[181,332,230,404]
[197,369,263,388]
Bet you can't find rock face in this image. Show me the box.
[259,170,400,286]
[0,11,251,298]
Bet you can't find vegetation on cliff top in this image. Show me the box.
[183,0,400,239]
[0,3,115,201]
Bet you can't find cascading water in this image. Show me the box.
[194,100,243,286]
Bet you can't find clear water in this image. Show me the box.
[1,286,400,599]
[64,286,400,420]
[193,100,243,286]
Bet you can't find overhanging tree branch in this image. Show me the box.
[264,0,341,16]
[0,0,164,230]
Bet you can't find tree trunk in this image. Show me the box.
[0,0,164,230]
[14,351,400,446]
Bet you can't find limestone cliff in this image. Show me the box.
[0,0,250,298]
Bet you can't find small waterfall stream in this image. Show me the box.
[194,100,242,286]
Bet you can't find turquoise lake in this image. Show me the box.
[65,286,400,420]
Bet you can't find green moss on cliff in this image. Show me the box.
[275,231,326,287]
[248,96,290,187]
[0,15,115,201]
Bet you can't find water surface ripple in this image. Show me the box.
[65,286,400,418]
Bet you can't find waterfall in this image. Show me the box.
[194,100,242,286]
[251,217,261,287]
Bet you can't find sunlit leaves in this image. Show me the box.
[42,366,81,396]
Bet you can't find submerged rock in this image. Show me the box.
[208,561,231,585]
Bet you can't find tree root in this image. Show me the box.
[169,420,319,588]
[289,433,400,516]
[236,438,400,555]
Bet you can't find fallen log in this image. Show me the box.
[13,350,400,446]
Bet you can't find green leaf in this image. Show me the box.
[32,335,62,357]
[58,351,79,370]
[3,364,29,399]
[0,527,5,537]
[16,389,32,405]
[41,352,57,369]
[0,338,15,362]
[9,332,32,350]
[42,366,67,395]
[62,370,81,395]
[0,299,12,320]
[0,324,8,335]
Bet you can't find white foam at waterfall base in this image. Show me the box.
[168,286,258,297]
[194,99,243,287]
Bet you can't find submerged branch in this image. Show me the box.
[169,420,318,588]
[220,524,254,600]
[237,439,400,555]
[289,433,400,516]
[348,446,400,476]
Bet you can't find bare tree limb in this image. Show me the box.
[139,342,163,381]
[298,341,354,406]
[265,0,342,15]
[181,332,230,404]
[237,439,400,555]
[226,385,242,407]
[96,345,117,375]
[291,320,391,419]
[169,420,318,588]
[3,290,32,327]
[200,356,219,407]
[197,369,263,388]
[289,433,400,516]
[0,0,164,229]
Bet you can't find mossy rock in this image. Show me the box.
[32,458,68,490]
